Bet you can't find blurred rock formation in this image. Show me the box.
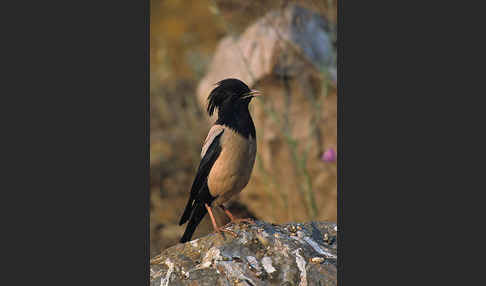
[196,4,337,223]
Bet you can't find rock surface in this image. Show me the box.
[150,221,337,286]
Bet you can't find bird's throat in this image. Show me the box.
[216,107,255,139]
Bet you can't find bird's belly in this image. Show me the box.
[207,139,256,205]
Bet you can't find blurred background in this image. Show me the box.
[150,0,337,257]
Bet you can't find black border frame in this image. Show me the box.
[9,0,467,284]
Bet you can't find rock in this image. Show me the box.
[150,221,337,286]
[197,4,336,108]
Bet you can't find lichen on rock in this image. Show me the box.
[150,221,337,285]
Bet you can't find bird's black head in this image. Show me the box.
[207,78,258,116]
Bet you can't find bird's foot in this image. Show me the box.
[216,226,238,238]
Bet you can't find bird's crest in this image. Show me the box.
[207,78,251,116]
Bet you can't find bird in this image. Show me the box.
[178,78,260,243]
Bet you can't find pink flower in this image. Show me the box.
[322,148,336,162]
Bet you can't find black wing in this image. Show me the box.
[178,130,224,226]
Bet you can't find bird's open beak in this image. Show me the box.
[249,89,261,97]
[242,89,262,99]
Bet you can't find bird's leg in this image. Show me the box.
[220,204,255,225]
[204,203,237,238]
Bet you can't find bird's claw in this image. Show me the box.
[216,227,238,238]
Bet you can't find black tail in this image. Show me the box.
[180,203,207,243]
[179,196,194,226]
